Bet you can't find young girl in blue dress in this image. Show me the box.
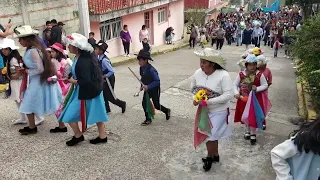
[58,33,108,146]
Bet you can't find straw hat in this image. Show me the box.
[49,42,66,55]
[0,38,19,50]
[13,25,39,38]
[194,48,226,69]
[64,33,93,53]
[135,50,153,61]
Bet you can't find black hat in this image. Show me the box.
[135,50,153,61]
[95,40,109,53]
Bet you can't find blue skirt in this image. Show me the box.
[58,85,108,125]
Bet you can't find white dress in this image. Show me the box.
[8,57,22,102]
[191,69,234,140]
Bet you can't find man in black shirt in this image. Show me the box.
[49,19,62,45]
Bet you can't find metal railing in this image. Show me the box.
[88,0,159,14]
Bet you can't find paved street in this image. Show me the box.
[0,45,299,180]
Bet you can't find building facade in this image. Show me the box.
[184,0,228,21]
[89,0,184,58]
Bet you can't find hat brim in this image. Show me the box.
[200,56,226,69]
[65,38,93,53]
[50,44,66,55]
[13,32,38,38]
[135,54,153,61]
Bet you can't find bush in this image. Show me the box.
[293,16,320,110]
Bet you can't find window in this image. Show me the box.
[144,12,150,28]
[158,7,166,24]
[100,17,122,41]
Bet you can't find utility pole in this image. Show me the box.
[241,0,244,7]
[78,0,90,37]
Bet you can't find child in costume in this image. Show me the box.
[57,33,108,146]
[191,48,233,171]
[233,54,269,145]
[271,119,320,180]
[47,42,72,133]
[94,40,127,114]
[135,50,171,126]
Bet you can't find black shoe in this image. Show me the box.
[250,135,257,145]
[166,109,171,120]
[90,136,108,144]
[50,127,67,133]
[19,126,37,135]
[213,155,219,163]
[202,157,213,172]
[66,135,84,146]
[141,120,152,126]
[263,125,266,130]
[121,102,126,113]
[244,132,250,140]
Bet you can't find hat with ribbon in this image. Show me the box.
[95,40,109,53]
[237,54,258,69]
[13,25,39,38]
[49,42,66,55]
[135,50,153,61]
[194,48,226,69]
[0,38,19,50]
[64,33,93,53]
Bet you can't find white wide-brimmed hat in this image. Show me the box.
[13,25,39,38]
[0,38,19,50]
[257,55,269,67]
[64,33,93,53]
[194,48,226,69]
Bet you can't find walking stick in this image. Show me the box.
[128,67,145,97]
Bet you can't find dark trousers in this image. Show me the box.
[254,37,261,48]
[189,37,196,48]
[216,39,224,50]
[123,41,130,55]
[211,38,216,46]
[103,75,125,113]
[142,86,168,120]
[226,36,232,45]
[270,39,275,48]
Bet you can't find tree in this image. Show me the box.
[285,0,318,18]
[294,16,320,111]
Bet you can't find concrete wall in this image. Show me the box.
[0,0,80,37]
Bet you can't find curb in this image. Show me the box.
[296,82,306,118]
[111,43,189,67]
[301,83,318,121]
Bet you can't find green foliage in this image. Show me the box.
[293,16,320,110]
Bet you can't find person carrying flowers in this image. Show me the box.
[191,48,233,171]
[233,54,270,145]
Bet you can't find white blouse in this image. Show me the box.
[233,71,268,95]
[191,68,234,113]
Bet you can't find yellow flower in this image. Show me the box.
[1,67,7,75]
[195,89,208,102]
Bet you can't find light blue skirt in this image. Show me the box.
[20,75,62,116]
[58,85,108,125]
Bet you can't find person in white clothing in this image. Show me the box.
[139,25,149,46]
[271,119,320,180]
[191,48,233,171]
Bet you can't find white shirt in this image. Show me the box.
[200,35,206,43]
[139,29,149,42]
[191,68,234,113]
[233,71,268,95]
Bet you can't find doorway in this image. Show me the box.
[144,11,154,45]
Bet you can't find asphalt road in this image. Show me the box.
[0,44,299,180]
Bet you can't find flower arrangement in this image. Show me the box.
[194,89,208,103]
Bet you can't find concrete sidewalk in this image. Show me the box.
[110,39,189,66]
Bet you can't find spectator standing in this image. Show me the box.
[88,32,96,48]
[120,25,132,57]
[49,19,62,45]
[42,21,52,47]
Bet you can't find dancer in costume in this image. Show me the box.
[14,25,62,135]
[135,50,171,126]
[58,33,108,146]
[94,40,126,114]
[47,42,71,133]
[191,48,233,171]
[271,119,320,180]
[234,54,269,145]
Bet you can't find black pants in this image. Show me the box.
[142,86,168,120]
[254,37,261,48]
[189,37,196,48]
[216,39,224,50]
[211,38,216,46]
[103,75,125,113]
[123,41,130,55]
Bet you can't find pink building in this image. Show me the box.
[184,0,228,21]
[89,0,185,58]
